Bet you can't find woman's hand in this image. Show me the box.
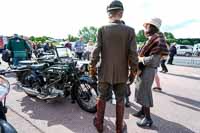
[138,56,144,62]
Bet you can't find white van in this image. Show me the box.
[176,45,193,57]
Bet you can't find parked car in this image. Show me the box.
[176,45,193,57]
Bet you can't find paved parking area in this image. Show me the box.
[1,61,200,133]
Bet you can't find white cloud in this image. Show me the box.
[0,0,199,38]
[173,22,200,38]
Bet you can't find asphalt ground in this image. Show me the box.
[0,57,200,133]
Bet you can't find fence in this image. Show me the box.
[174,56,200,67]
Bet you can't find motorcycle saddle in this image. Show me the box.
[15,65,28,70]
[31,63,48,70]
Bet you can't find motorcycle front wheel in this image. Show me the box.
[75,81,97,113]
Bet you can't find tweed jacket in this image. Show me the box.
[91,21,138,84]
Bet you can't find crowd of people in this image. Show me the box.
[1,34,97,66]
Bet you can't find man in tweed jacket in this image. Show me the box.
[90,1,138,133]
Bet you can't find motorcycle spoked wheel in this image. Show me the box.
[75,81,97,113]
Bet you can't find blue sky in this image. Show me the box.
[0,0,199,38]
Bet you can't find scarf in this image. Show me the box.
[139,32,169,57]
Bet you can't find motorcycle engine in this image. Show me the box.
[23,72,39,87]
[48,85,65,97]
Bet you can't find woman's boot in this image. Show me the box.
[132,106,145,118]
[93,99,106,133]
[137,107,153,127]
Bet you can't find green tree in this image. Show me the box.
[29,36,35,42]
[175,39,180,44]
[164,32,175,40]
[181,39,193,45]
[175,39,193,45]
[136,30,147,43]
[67,34,79,42]
[164,32,176,44]
[193,39,200,44]
[78,26,98,43]
[29,36,50,43]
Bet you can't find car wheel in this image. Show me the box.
[185,52,192,57]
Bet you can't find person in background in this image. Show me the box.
[167,43,177,65]
[33,42,43,58]
[49,43,55,54]
[124,84,131,107]
[43,42,50,52]
[49,43,54,49]
[32,43,36,50]
[153,42,170,91]
[89,1,138,132]
[6,34,31,66]
[160,42,169,73]
[152,72,162,91]
[22,36,33,60]
[194,47,200,56]
[36,42,42,49]
[74,36,85,60]
[85,39,95,60]
[133,18,168,127]
[160,56,168,73]
[64,40,72,50]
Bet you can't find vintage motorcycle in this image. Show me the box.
[18,47,98,113]
[0,76,17,133]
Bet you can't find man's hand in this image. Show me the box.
[88,64,97,77]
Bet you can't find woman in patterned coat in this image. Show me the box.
[133,18,168,127]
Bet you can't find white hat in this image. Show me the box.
[143,18,162,29]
